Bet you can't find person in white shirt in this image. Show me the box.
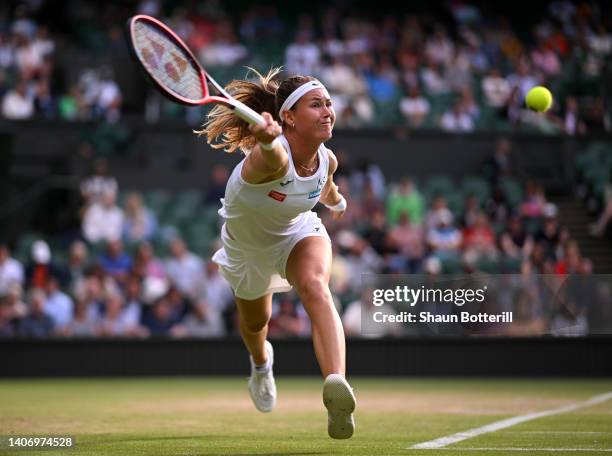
[2,79,33,119]
[0,244,24,295]
[196,68,355,438]
[82,188,124,243]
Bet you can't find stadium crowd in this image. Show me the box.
[1,139,608,340]
[0,0,609,133]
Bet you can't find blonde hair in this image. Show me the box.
[195,67,315,153]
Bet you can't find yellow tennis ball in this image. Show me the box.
[526,86,553,112]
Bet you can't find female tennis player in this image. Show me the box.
[197,68,356,439]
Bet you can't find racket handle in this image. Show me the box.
[233,102,267,126]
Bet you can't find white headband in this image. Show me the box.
[279,80,330,121]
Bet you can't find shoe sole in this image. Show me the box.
[323,374,356,439]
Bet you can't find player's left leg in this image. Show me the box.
[285,236,344,377]
[286,236,356,439]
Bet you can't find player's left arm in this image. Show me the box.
[319,149,346,218]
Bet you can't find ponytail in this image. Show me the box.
[195,67,281,154]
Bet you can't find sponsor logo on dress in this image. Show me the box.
[308,177,326,199]
[280,179,293,187]
[268,190,287,202]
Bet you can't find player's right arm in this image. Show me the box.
[241,112,288,184]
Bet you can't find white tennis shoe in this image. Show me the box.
[323,373,356,439]
[248,340,276,413]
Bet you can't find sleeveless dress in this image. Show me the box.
[212,135,331,299]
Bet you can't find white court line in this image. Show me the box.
[438,448,612,452]
[410,391,612,450]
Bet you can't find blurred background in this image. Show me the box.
[0,0,611,353]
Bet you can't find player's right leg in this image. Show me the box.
[236,294,276,412]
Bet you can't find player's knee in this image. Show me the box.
[298,276,330,303]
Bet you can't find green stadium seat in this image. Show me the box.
[461,176,491,205]
[144,189,172,216]
[164,190,203,223]
[424,176,455,202]
[499,177,523,208]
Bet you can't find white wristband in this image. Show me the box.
[325,195,347,212]
[259,138,279,151]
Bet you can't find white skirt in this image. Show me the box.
[212,211,331,300]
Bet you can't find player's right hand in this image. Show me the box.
[249,112,281,145]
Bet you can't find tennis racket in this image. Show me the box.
[127,14,266,126]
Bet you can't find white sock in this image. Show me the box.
[254,357,271,374]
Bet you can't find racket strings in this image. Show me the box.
[133,21,203,100]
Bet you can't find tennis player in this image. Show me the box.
[197,68,356,439]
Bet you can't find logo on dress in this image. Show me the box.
[308,177,326,199]
[268,190,287,202]
[280,179,294,187]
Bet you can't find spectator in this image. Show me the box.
[387,213,424,273]
[18,289,53,338]
[500,215,534,259]
[462,212,498,260]
[79,158,119,208]
[534,204,562,261]
[2,79,33,119]
[98,292,145,337]
[133,242,166,280]
[268,295,309,337]
[122,192,157,243]
[61,296,97,337]
[204,164,230,205]
[44,275,73,331]
[198,19,248,67]
[555,240,582,275]
[563,96,586,135]
[520,181,547,218]
[142,295,179,337]
[82,188,124,243]
[285,29,320,76]
[420,59,451,95]
[481,67,511,112]
[362,210,392,257]
[424,195,450,231]
[486,138,513,183]
[25,240,65,289]
[3,283,28,321]
[124,274,145,321]
[33,77,54,118]
[196,260,234,329]
[98,240,132,286]
[66,240,89,292]
[461,194,481,228]
[164,237,204,300]
[386,178,425,225]
[174,300,225,338]
[440,99,475,132]
[0,243,24,295]
[335,231,383,291]
[426,209,462,257]
[399,86,430,128]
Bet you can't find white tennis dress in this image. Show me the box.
[212,135,331,300]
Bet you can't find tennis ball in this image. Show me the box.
[526,86,553,112]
